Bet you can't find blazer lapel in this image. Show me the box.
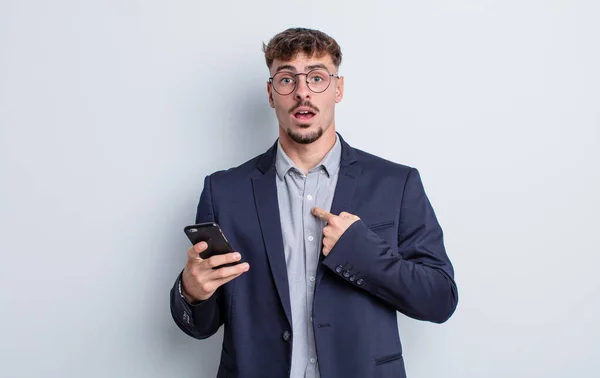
[316,135,361,288]
[252,144,293,327]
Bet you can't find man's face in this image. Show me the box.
[267,53,344,145]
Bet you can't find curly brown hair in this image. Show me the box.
[262,27,342,69]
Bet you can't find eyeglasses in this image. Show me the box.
[269,68,339,96]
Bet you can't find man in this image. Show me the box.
[170,27,458,378]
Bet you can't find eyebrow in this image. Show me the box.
[274,63,332,73]
[306,63,329,71]
[274,64,297,73]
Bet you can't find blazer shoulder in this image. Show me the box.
[353,147,415,176]
[206,152,265,185]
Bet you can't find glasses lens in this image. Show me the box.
[307,69,331,93]
[272,73,296,95]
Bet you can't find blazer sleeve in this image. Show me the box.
[170,175,225,339]
[322,168,458,323]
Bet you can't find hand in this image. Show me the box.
[181,242,249,302]
[312,207,360,256]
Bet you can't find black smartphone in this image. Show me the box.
[183,222,240,267]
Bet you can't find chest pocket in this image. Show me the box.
[366,220,397,252]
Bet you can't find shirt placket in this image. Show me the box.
[303,168,321,378]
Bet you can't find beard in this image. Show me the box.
[286,125,324,144]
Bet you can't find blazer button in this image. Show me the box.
[343,270,350,278]
[282,331,291,341]
[335,265,343,273]
[349,275,356,282]
[356,278,364,286]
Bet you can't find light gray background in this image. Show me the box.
[1,1,599,377]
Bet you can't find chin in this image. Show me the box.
[286,126,324,145]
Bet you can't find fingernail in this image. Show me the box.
[233,252,241,260]
[243,263,249,271]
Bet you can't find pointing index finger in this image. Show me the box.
[312,207,333,222]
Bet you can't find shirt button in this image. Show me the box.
[308,235,314,242]
[307,194,313,200]
[282,331,291,341]
[309,276,315,282]
[310,358,316,364]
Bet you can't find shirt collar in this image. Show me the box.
[275,134,342,180]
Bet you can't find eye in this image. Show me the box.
[309,71,329,83]
[278,75,295,85]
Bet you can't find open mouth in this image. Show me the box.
[294,110,316,121]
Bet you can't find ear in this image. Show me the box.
[335,76,344,103]
[267,82,275,108]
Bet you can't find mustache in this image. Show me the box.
[289,101,319,114]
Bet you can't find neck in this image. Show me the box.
[279,127,337,175]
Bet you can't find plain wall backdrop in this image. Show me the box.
[1,1,599,377]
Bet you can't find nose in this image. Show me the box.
[294,75,311,101]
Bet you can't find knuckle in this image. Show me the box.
[186,266,198,278]
[185,262,198,275]
[206,258,217,268]
[216,269,228,279]
[199,282,213,294]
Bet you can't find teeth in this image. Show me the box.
[299,111,309,114]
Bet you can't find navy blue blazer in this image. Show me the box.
[171,134,458,378]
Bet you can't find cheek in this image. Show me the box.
[319,105,336,123]
[273,98,292,112]
[271,102,285,115]
[275,105,290,119]
[320,93,338,112]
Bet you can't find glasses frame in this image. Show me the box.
[269,69,340,95]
